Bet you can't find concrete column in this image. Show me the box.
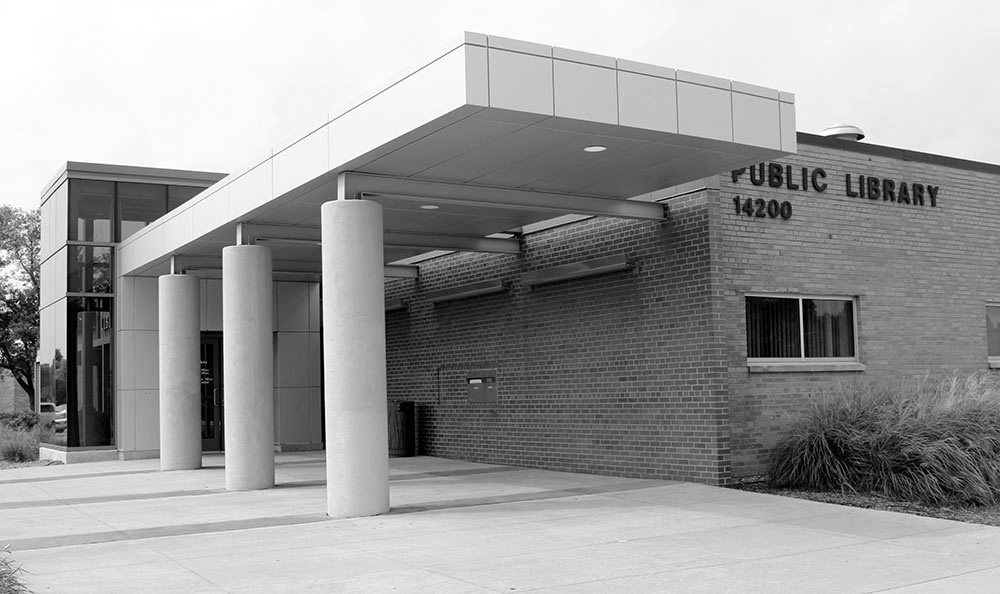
[158,274,202,471]
[322,199,388,518]
[222,244,275,491]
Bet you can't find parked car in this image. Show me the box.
[39,402,67,433]
[53,404,67,432]
[39,402,55,426]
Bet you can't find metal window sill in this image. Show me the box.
[748,362,865,373]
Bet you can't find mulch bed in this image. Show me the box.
[732,482,1000,527]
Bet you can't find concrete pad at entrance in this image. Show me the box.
[3,454,1000,592]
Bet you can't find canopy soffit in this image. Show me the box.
[120,33,795,277]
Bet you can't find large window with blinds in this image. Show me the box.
[746,295,857,361]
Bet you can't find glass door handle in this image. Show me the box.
[213,388,221,407]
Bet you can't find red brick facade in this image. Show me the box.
[721,135,1000,477]
[385,134,1000,484]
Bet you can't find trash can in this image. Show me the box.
[387,400,415,457]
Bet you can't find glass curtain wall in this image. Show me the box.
[118,183,166,241]
[37,300,68,445]
[68,298,113,447]
[39,179,205,448]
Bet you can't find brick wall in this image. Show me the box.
[385,190,731,483]
[718,139,1000,477]
[386,137,1000,484]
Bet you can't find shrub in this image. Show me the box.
[0,545,29,594]
[769,373,1000,506]
[0,411,39,432]
[0,428,38,463]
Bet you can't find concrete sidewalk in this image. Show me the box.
[2,453,1000,593]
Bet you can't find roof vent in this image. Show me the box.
[820,124,865,141]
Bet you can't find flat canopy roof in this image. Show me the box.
[119,32,796,277]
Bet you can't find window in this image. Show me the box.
[37,300,68,447]
[167,185,203,211]
[67,246,113,293]
[68,180,114,242]
[118,182,166,241]
[746,295,857,363]
[988,305,1000,366]
[66,297,113,448]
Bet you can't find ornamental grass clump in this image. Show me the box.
[769,373,1000,506]
[0,427,38,463]
[0,545,29,594]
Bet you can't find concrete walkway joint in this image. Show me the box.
[3,452,1000,593]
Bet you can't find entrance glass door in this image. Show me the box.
[200,333,223,451]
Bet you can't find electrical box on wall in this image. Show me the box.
[466,369,498,403]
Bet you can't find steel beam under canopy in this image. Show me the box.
[238,223,522,255]
[339,172,668,221]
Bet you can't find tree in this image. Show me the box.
[0,206,39,407]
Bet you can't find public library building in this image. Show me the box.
[34,33,1000,518]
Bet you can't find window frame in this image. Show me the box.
[745,293,862,372]
[987,302,1000,369]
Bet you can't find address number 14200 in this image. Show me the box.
[733,196,792,219]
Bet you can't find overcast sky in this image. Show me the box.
[2,0,997,211]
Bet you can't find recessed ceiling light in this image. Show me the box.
[419,204,440,210]
[583,145,607,153]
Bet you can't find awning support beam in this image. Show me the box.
[235,223,522,255]
[342,172,668,221]
[167,255,418,279]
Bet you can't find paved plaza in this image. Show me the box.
[3,453,1000,592]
